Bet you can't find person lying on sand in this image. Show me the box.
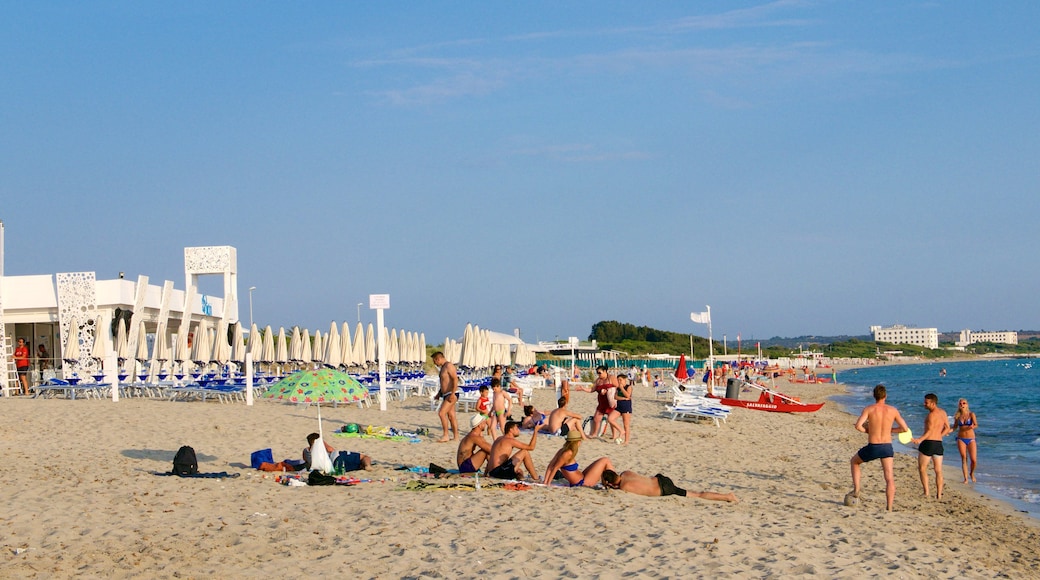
[541,429,613,487]
[601,469,737,502]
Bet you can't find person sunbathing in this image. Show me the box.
[457,415,492,474]
[542,430,614,487]
[520,404,550,431]
[601,469,737,502]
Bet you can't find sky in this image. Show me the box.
[2,1,1038,346]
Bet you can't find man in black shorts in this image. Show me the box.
[601,469,737,502]
[911,393,952,499]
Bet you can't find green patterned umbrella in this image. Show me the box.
[262,368,368,437]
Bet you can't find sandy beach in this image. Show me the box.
[2,374,1038,578]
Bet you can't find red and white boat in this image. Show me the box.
[708,382,824,413]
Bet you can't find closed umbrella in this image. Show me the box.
[63,316,81,364]
[231,322,246,365]
[248,323,263,363]
[211,319,230,366]
[387,328,399,365]
[311,330,324,365]
[275,327,288,365]
[289,327,303,362]
[325,322,342,368]
[365,323,376,365]
[154,323,170,363]
[174,325,189,364]
[352,322,365,368]
[260,325,274,364]
[115,318,129,365]
[300,328,313,366]
[419,333,427,366]
[135,321,150,363]
[340,322,354,367]
[91,315,108,366]
[191,320,211,366]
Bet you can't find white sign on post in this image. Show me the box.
[370,294,390,410]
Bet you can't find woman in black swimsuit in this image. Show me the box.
[613,374,633,445]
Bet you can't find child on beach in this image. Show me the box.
[476,385,491,420]
[491,378,510,436]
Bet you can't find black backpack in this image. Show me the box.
[172,445,199,476]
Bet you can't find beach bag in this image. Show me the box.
[308,470,337,486]
[308,437,334,474]
[250,448,274,469]
[172,446,199,476]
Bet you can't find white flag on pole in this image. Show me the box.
[690,311,710,324]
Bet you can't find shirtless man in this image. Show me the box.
[546,396,588,439]
[911,393,952,499]
[486,420,538,480]
[432,351,459,443]
[601,469,737,502]
[849,384,911,511]
[457,415,492,474]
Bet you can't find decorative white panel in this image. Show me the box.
[184,246,237,275]
[56,272,99,377]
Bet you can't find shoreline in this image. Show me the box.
[830,361,1040,521]
[2,374,1039,577]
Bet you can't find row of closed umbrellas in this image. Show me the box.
[64,315,427,371]
[441,323,537,370]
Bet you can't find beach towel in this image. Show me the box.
[155,471,241,479]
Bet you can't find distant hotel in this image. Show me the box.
[955,329,1018,347]
[870,324,939,349]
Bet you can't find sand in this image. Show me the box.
[1,376,1038,578]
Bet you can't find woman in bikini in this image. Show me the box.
[612,374,633,445]
[541,430,614,487]
[954,398,979,483]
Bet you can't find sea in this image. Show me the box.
[835,359,1040,518]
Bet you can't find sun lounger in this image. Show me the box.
[665,403,729,427]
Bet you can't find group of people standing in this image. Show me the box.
[848,384,980,511]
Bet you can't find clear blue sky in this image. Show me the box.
[3,1,1038,345]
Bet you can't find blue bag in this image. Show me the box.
[250,448,274,469]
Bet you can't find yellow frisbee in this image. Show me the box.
[898,429,913,445]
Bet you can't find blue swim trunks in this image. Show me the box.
[857,443,894,462]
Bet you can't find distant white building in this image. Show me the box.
[870,324,939,349]
[955,329,1018,347]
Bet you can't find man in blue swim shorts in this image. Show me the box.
[849,384,911,511]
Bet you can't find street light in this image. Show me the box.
[248,286,256,328]
[356,302,363,324]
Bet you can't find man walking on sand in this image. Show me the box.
[849,384,911,511]
[912,393,952,500]
[432,351,459,443]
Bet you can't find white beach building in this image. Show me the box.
[2,239,238,393]
[955,329,1018,347]
[870,324,939,349]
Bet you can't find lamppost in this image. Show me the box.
[248,286,256,328]
[357,302,362,324]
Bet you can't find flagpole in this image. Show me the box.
[706,305,713,378]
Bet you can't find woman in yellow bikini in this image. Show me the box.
[954,398,979,483]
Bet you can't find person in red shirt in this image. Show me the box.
[14,338,30,395]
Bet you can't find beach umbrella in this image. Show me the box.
[325,322,342,368]
[675,354,689,380]
[230,321,246,365]
[312,330,325,365]
[340,322,354,367]
[151,322,169,370]
[191,320,211,365]
[300,328,313,366]
[247,323,262,363]
[352,323,365,368]
[387,328,399,365]
[259,325,273,363]
[403,331,414,365]
[115,317,129,365]
[262,368,368,439]
[275,327,288,365]
[174,325,189,363]
[63,316,81,364]
[211,319,230,366]
[289,327,303,362]
[135,321,150,363]
[419,333,427,366]
[365,323,376,365]
[91,315,108,365]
